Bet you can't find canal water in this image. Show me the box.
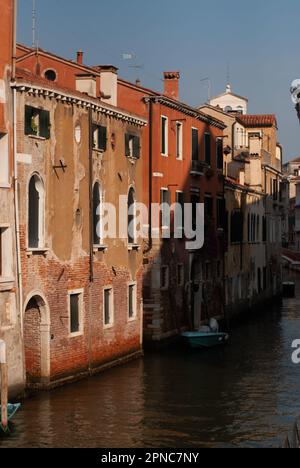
[2,272,300,448]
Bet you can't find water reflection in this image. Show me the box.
[2,273,300,448]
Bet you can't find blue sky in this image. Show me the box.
[17,0,300,161]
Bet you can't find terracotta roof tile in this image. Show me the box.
[237,114,277,128]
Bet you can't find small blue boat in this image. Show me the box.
[0,403,21,432]
[182,331,229,349]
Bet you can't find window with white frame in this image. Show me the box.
[161,116,168,156]
[0,226,13,280]
[28,174,45,249]
[0,133,9,186]
[128,283,137,319]
[160,188,171,231]
[69,290,83,336]
[176,122,183,160]
[104,287,114,327]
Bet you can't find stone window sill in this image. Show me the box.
[26,248,50,257]
[28,135,46,141]
[128,244,141,252]
[0,182,11,189]
[93,245,108,253]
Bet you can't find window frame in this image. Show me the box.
[0,132,10,187]
[103,286,114,329]
[161,116,169,157]
[176,121,183,160]
[191,127,199,162]
[128,282,137,321]
[28,173,45,250]
[68,289,84,338]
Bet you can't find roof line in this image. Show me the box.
[12,78,147,126]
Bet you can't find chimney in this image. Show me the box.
[95,65,118,107]
[75,73,97,98]
[77,50,83,65]
[163,71,180,100]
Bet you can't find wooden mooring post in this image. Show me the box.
[0,340,8,432]
[282,421,300,449]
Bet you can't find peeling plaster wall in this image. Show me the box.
[17,90,144,385]
[0,0,24,396]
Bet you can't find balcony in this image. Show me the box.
[190,160,206,176]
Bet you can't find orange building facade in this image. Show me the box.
[118,74,227,343]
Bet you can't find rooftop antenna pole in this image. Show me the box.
[32,0,36,48]
[200,77,211,102]
[227,62,231,86]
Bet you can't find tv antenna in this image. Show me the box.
[200,77,211,101]
[32,0,37,48]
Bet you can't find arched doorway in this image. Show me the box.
[23,293,50,385]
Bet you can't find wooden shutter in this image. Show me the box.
[192,128,198,161]
[25,106,33,135]
[133,136,140,159]
[205,133,211,165]
[99,126,107,152]
[40,110,50,139]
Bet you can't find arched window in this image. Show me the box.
[93,182,102,245]
[224,106,232,113]
[28,174,45,248]
[128,188,136,245]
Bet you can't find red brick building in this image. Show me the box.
[118,73,227,343]
[14,46,146,388]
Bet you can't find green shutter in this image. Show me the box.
[25,106,33,135]
[99,126,107,151]
[40,110,50,139]
[133,136,140,159]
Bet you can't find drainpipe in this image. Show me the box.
[12,1,23,336]
[144,97,153,253]
[88,107,94,283]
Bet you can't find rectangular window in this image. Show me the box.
[177,264,184,287]
[273,179,278,201]
[93,125,107,151]
[217,197,226,229]
[191,128,199,161]
[205,195,213,219]
[161,266,169,290]
[0,133,9,186]
[69,291,83,335]
[125,134,141,159]
[205,133,211,165]
[160,188,171,229]
[191,193,200,232]
[230,211,244,243]
[104,287,114,327]
[25,106,50,139]
[176,122,183,160]
[161,116,168,156]
[175,191,184,234]
[128,283,137,320]
[216,137,223,170]
[0,226,13,280]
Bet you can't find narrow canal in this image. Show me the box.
[2,272,300,448]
